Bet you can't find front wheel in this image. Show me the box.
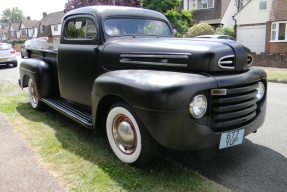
[28,78,44,110]
[106,103,157,166]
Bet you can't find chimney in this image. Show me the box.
[43,12,47,18]
[27,16,31,20]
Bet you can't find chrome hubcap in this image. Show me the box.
[31,83,38,104]
[112,115,136,154]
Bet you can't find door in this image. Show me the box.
[58,15,99,107]
[237,25,266,54]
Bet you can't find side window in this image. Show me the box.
[64,18,97,39]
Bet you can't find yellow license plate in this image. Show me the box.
[0,58,7,62]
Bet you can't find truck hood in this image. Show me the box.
[102,37,253,72]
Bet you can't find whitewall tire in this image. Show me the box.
[28,78,44,110]
[106,103,157,166]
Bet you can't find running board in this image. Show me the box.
[41,98,92,128]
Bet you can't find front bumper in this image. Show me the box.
[133,68,267,151]
[134,99,266,151]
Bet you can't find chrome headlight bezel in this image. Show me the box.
[256,82,265,101]
[189,95,207,119]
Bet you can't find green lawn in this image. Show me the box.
[266,71,287,82]
[0,82,228,192]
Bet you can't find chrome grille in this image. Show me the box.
[209,82,259,132]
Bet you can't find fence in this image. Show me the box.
[252,52,287,68]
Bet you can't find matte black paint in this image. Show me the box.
[19,6,267,151]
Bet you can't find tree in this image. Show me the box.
[186,23,215,37]
[215,26,235,38]
[0,7,25,25]
[164,9,194,37]
[64,0,142,13]
[142,0,180,13]
[142,0,194,37]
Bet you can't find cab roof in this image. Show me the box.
[64,5,168,21]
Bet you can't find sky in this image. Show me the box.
[0,0,68,21]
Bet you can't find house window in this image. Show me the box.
[197,0,214,9]
[21,29,26,35]
[259,0,267,10]
[54,25,58,32]
[10,31,14,36]
[40,25,44,33]
[271,22,287,41]
[238,0,244,10]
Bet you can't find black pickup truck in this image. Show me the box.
[19,6,267,166]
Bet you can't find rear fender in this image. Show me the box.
[19,58,55,98]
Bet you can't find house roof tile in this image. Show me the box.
[40,11,64,26]
[0,26,9,33]
[22,19,39,28]
[270,0,287,21]
[10,23,20,31]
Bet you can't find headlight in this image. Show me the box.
[189,95,207,118]
[256,82,265,101]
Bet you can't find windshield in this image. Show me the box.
[0,44,10,50]
[104,18,172,37]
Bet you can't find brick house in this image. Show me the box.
[19,16,39,39]
[36,11,65,49]
[266,0,287,53]
[234,0,287,54]
[181,0,249,28]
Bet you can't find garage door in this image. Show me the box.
[237,25,266,54]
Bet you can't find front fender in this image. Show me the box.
[92,70,217,112]
[19,58,54,98]
[91,70,217,133]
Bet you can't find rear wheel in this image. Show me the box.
[28,78,44,110]
[106,102,157,166]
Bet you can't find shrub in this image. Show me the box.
[186,23,215,37]
[1,39,10,43]
[11,39,19,46]
[18,39,25,43]
[215,26,235,38]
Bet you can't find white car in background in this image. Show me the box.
[21,38,49,58]
[194,35,236,41]
[0,43,17,67]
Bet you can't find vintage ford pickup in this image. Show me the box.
[19,6,267,166]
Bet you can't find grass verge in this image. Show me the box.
[0,82,228,192]
[266,71,287,83]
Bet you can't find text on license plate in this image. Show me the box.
[219,129,245,149]
[0,58,7,62]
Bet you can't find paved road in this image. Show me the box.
[0,55,22,85]
[168,82,287,192]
